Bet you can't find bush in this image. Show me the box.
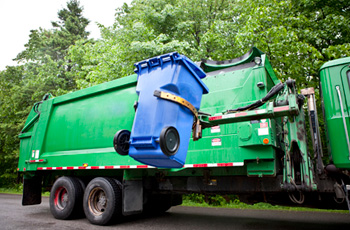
[183,193,240,206]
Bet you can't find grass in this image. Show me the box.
[0,187,22,195]
[0,187,50,196]
[182,194,349,214]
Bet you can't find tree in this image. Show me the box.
[0,66,24,187]
[0,0,90,187]
[67,0,240,88]
[15,0,89,63]
[68,0,350,90]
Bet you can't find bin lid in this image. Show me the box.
[134,52,209,94]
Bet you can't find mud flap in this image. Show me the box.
[22,175,42,205]
[122,180,143,215]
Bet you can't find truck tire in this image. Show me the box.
[49,176,84,220]
[83,177,122,225]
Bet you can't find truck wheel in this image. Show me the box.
[113,130,130,155]
[160,126,180,156]
[49,176,84,220]
[83,177,122,225]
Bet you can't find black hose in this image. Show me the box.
[226,82,285,113]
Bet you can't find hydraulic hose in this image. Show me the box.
[226,82,285,113]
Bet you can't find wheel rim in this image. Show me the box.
[88,187,107,216]
[118,132,130,152]
[165,129,178,152]
[54,186,68,210]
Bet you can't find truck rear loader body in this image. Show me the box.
[18,47,350,225]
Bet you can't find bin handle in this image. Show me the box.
[154,90,198,117]
[336,86,350,160]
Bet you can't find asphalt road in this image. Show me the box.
[1,193,350,230]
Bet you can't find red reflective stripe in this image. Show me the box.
[273,106,289,112]
[33,162,243,171]
[29,159,45,163]
[209,116,222,121]
[235,112,247,117]
[137,165,148,168]
[217,163,233,167]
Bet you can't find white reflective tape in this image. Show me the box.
[222,114,236,119]
[184,164,194,168]
[35,150,40,159]
[36,162,245,171]
[256,109,266,114]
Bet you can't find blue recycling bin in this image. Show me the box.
[128,52,209,168]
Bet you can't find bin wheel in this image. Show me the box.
[113,130,130,155]
[160,126,180,156]
[83,177,122,225]
[49,176,84,220]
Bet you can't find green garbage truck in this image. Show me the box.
[18,47,350,225]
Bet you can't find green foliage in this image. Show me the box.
[0,0,90,187]
[183,193,239,206]
[67,0,350,91]
[67,0,241,88]
[16,0,90,62]
[182,193,347,213]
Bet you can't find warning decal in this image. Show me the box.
[211,126,221,133]
[212,138,222,146]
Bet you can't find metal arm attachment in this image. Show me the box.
[153,90,202,141]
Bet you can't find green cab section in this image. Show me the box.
[320,57,350,168]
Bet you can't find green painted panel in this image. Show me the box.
[18,136,32,171]
[19,53,278,176]
[187,63,277,170]
[320,58,350,168]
